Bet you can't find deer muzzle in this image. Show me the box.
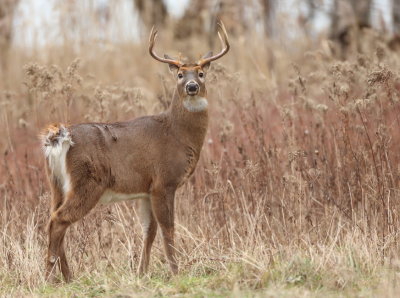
[186,81,199,96]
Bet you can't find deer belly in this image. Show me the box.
[98,189,150,204]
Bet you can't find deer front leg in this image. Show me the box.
[138,198,157,275]
[151,185,178,275]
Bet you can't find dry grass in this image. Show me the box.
[2,24,400,296]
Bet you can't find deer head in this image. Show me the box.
[149,22,230,100]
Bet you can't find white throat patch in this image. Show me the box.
[183,96,208,112]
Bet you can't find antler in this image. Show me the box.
[198,21,230,66]
[149,26,183,67]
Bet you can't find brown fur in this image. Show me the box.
[42,29,229,282]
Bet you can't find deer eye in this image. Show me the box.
[199,72,204,78]
[178,73,183,79]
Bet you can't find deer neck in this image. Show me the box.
[167,90,209,149]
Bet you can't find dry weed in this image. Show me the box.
[1,21,400,297]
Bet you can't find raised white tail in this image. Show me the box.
[41,125,73,195]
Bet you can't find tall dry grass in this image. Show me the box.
[1,22,400,295]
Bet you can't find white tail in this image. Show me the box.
[42,125,73,195]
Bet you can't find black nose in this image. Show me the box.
[186,83,199,93]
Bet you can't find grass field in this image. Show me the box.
[1,21,400,296]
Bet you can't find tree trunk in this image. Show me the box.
[0,0,19,81]
[329,0,372,58]
[393,0,400,34]
[173,0,207,41]
[330,0,339,38]
[349,0,372,28]
[260,0,274,37]
[133,0,167,28]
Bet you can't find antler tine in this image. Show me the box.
[198,21,230,66]
[218,21,229,45]
[149,26,182,66]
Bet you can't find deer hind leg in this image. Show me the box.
[46,180,104,282]
[138,198,157,275]
[49,178,64,214]
[45,178,65,282]
[46,213,69,282]
[151,185,178,275]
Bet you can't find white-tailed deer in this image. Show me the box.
[41,22,229,282]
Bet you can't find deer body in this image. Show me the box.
[56,95,208,204]
[42,23,229,282]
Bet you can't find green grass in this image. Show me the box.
[2,259,398,297]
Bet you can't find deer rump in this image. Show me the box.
[41,118,195,205]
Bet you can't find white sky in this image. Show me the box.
[12,0,394,47]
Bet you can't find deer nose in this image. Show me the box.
[186,82,199,94]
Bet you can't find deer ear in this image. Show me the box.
[201,51,213,71]
[164,54,179,72]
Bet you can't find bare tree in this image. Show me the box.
[298,0,318,37]
[388,0,400,50]
[173,0,207,41]
[329,0,372,58]
[0,0,17,45]
[393,0,400,35]
[306,0,317,22]
[349,0,372,28]
[260,0,275,37]
[173,0,251,48]
[0,0,19,73]
[133,0,167,28]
